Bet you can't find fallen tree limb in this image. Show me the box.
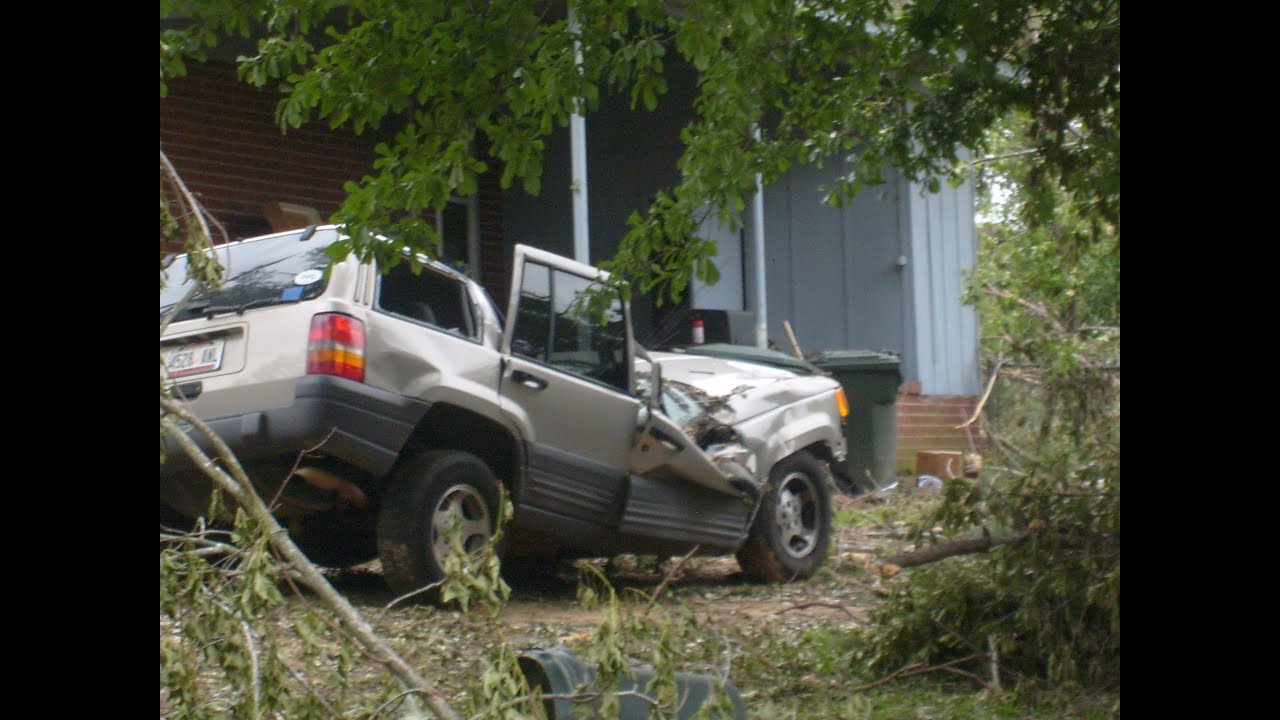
[161,393,462,720]
[956,357,1003,429]
[851,653,986,692]
[879,528,1090,570]
[879,534,1028,569]
[773,602,858,620]
[643,544,700,616]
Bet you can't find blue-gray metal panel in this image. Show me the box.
[898,173,919,384]
[842,170,905,355]
[907,180,935,391]
[761,177,793,349]
[786,163,847,352]
[939,181,960,393]
[754,162,908,356]
[691,217,745,311]
[929,183,947,392]
[904,174,980,396]
[956,174,980,395]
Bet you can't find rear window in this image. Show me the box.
[376,260,478,339]
[160,228,341,319]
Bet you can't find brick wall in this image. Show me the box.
[895,384,981,474]
[160,62,507,299]
[160,63,376,242]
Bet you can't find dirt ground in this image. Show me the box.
[309,492,922,705]
[162,490,929,714]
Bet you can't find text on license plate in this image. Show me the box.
[164,340,226,378]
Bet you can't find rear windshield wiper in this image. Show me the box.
[201,297,299,318]
[160,299,207,321]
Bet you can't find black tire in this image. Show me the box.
[736,450,833,583]
[376,450,500,596]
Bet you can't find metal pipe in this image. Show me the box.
[751,128,767,348]
[569,3,590,264]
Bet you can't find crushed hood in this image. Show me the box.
[647,351,840,426]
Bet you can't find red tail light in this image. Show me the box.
[307,313,365,382]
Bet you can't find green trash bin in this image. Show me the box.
[812,350,903,494]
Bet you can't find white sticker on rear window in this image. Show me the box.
[294,269,324,285]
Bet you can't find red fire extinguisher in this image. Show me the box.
[691,314,705,345]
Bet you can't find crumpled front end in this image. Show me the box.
[637,352,847,499]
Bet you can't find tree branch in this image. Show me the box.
[773,602,857,620]
[160,531,243,559]
[212,599,261,718]
[956,358,1003,429]
[880,527,1089,570]
[983,287,1066,334]
[968,141,1080,166]
[384,579,447,611]
[851,653,986,692]
[644,545,700,616]
[879,534,1028,569]
[159,400,462,720]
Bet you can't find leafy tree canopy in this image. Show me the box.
[161,0,1118,302]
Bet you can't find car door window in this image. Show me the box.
[511,261,629,393]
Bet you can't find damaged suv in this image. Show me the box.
[161,226,849,591]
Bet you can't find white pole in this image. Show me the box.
[569,4,590,264]
[751,127,768,348]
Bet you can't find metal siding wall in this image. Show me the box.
[843,172,906,355]
[692,218,745,310]
[501,62,695,269]
[908,182,935,391]
[956,173,980,395]
[905,174,980,396]
[760,177,793,347]
[898,174,920,384]
[840,189,856,346]
[927,186,946,391]
[940,183,960,393]
[787,164,847,351]
[751,162,908,354]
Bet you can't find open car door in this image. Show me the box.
[499,246,642,527]
[501,245,750,519]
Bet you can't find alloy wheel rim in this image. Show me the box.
[774,471,819,559]
[430,485,493,569]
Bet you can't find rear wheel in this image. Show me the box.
[376,450,499,596]
[736,450,832,583]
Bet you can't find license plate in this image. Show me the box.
[164,339,226,378]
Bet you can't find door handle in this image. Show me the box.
[511,369,548,390]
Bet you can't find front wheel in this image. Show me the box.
[736,450,832,583]
[376,450,499,596]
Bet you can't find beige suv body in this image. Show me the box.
[161,226,848,590]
